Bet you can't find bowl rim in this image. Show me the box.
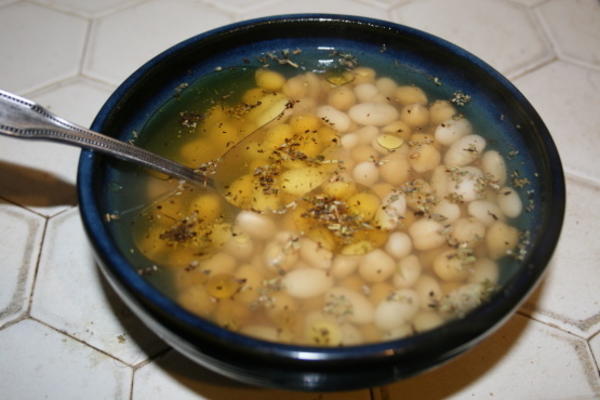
[77,13,566,362]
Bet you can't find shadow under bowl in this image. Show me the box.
[77,14,565,391]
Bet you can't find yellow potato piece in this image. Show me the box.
[280,167,329,196]
[290,114,321,134]
[347,192,380,221]
[255,69,286,91]
[189,192,222,223]
[225,174,255,208]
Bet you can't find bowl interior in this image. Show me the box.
[78,13,564,379]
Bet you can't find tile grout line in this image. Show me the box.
[516,309,592,341]
[29,315,137,368]
[78,17,94,77]
[24,215,49,316]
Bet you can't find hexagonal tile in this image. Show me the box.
[31,208,168,365]
[133,349,372,400]
[537,0,600,68]
[0,201,45,328]
[32,0,146,18]
[0,2,87,93]
[0,135,79,217]
[243,0,389,21]
[507,0,546,6]
[374,314,600,399]
[519,177,600,338]
[0,319,132,399]
[29,77,115,128]
[201,0,280,14]
[590,332,600,371]
[83,0,233,85]
[390,0,552,77]
[513,60,600,182]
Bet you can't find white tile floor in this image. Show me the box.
[0,0,598,398]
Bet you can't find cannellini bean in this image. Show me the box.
[447,166,485,202]
[385,232,413,259]
[433,249,472,282]
[351,144,379,163]
[382,120,412,139]
[348,103,399,126]
[331,255,361,279]
[341,133,359,149]
[394,86,427,105]
[369,282,394,305]
[379,155,410,186]
[223,233,254,259]
[178,285,216,317]
[432,200,461,223]
[300,238,333,270]
[340,324,364,345]
[354,83,379,102]
[409,219,446,250]
[382,324,413,340]
[414,275,443,309]
[264,241,299,272]
[283,268,333,298]
[468,200,505,225]
[409,143,441,173]
[430,165,450,198]
[374,192,407,230]
[328,86,356,111]
[241,325,279,341]
[413,311,444,333]
[354,125,379,144]
[317,105,351,132]
[434,117,473,146]
[481,150,507,186]
[235,211,275,240]
[326,287,374,324]
[374,289,420,330]
[444,134,486,167]
[352,161,380,186]
[353,66,376,84]
[429,100,456,126]
[393,255,422,288]
[451,217,486,246]
[497,187,523,218]
[469,258,499,285]
[400,103,429,128]
[375,77,397,96]
[486,221,519,259]
[199,252,236,276]
[359,249,396,282]
[372,182,394,199]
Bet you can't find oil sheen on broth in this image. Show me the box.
[115,65,525,346]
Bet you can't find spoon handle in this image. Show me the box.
[0,89,209,185]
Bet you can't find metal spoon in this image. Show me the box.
[0,88,287,187]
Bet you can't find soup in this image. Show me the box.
[108,64,527,346]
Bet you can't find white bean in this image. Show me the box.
[328,86,356,111]
[223,233,254,259]
[236,211,276,240]
[394,86,427,105]
[469,258,499,285]
[430,165,450,198]
[429,100,456,126]
[352,161,379,186]
[300,238,333,270]
[374,289,420,330]
[354,125,379,145]
[393,255,421,288]
[434,117,472,146]
[331,255,361,279]
[447,166,484,202]
[451,217,486,246]
[348,103,399,126]
[414,275,443,309]
[326,287,374,324]
[283,268,333,298]
[317,105,351,133]
[354,83,379,102]
[413,311,444,333]
[481,150,507,186]
[341,132,359,149]
[497,187,522,218]
[432,199,461,223]
[409,219,446,250]
[433,249,471,282]
[400,103,429,128]
[486,221,519,259]
[468,200,504,225]
[385,232,413,259]
[382,324,413,340]
[264,241,299,272]
[379,156,410,186]
[340,324,364,345]
[359,249,395,282]
[374,192,407,230]
[375,77,397,96]
[444,134,486,167]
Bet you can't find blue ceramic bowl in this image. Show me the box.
[78,14,565,391]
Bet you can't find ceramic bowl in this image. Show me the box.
[78,14,565,391]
